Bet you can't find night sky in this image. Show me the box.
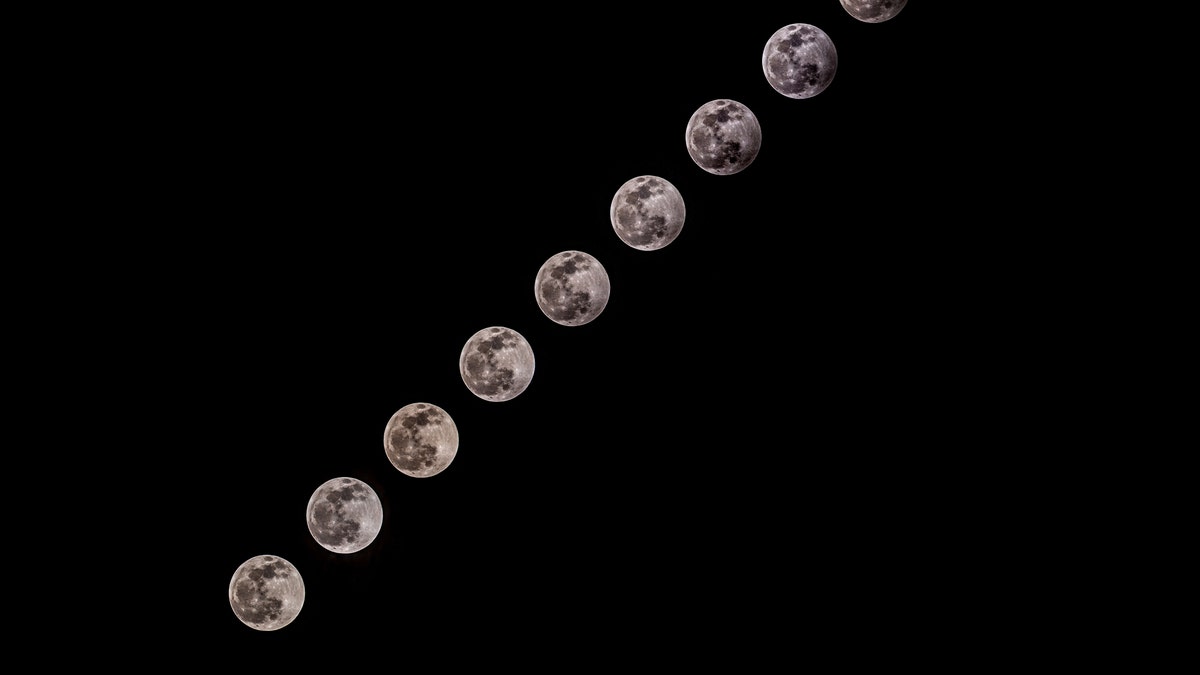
[140,2,1004,663]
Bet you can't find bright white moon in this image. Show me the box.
[228,554,305,631]
[610,175,687,251]
[840,0,906,23]
[534,250,611,326]
[459,326,535,402]
[305,477,383,554]
[383,402,459,478]
[762,23,838,100]
[685,99,762,175]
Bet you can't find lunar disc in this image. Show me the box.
[305,476,384,554]
[534,250,611,326]
[609,175,687,251]
[459,326,535,402]
[228,554,305,631]
[684,99,762,175]
[840,0,907,23]
[762,23,838,99]
[384,402,459,478]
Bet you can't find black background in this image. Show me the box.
[122,2,1019,664]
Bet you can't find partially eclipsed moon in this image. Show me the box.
[840,0,907,23]
[384,402,459,478]
[610,175,686,251]
[305,476,383,554]
[228,554,305,631]
[534,250,611,326]
[459,326,535,402]
[685,99,761,176]
[762,23,838,99]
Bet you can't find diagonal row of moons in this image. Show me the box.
[229,3,907,632]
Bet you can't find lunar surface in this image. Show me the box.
[610,175,686,251]
[383,402,459,478]
[762,23,838,99]
[684,99,761,176]
[228,554,305,631]
[459,326,535,402]
[305,476,383,554]
[534,250,610,326]
[840,0,907,23]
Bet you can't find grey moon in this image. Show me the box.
[840,0,907,23]
[383,402,459,478]
[305,476,383,554]
[534,250,611,326]
[609,175,686,251]
[684,99,761,176]
[228,554,305,631]
[459,326,535,402]
[762,23,838,100]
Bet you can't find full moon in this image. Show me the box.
[685,99,761,176]
[383,402,459,478]
[840,0,907,23]
[305,476,384,554]
[762,23,838,99]
[228,554,305,631]
[459,326,535,402]
[534,250,611,326]
[609,175,687,251]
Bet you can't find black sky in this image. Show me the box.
[144,2,999,662]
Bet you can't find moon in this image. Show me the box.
[459,326,535,402]
[840,0,907,23]
[609,175,686,251]
[534,250,611,326]
[685,99,761,176]
[305,476,384,554]
[762,23,838,99]
[383,402,459,478]
[228,554,305,631]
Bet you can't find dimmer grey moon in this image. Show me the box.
[610,175,686,251]
[534,250,610,326]
[685,99,761,176]
[840,0,906,23]
[384,402,459,478]
[306,476,383,554]
[228,554,305,631]
[459,326,535,402]
[762,23,838,99]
